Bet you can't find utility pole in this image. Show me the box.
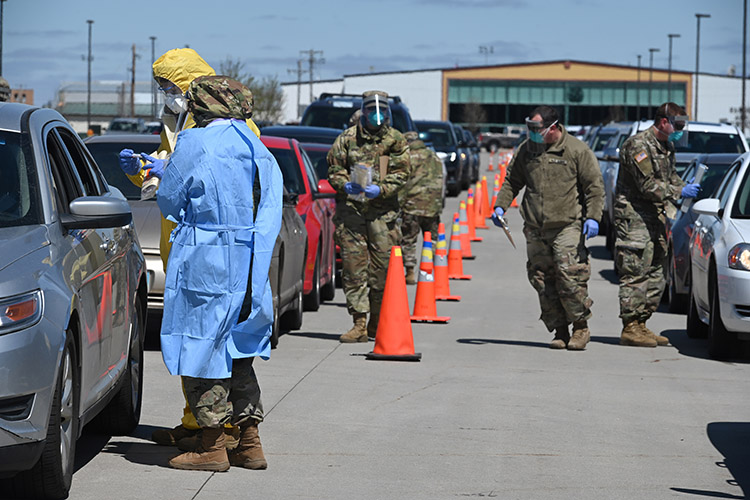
[479,45,493,65]
[0,0,7,75]
[743,1,747,132]
[667,34,680,103]
[300,49,324,103]
[150,36,156,119]
[649,47,660,117]
[86,20,93,131]
[287,59,307,122]
[128,44,140,118]
[637,54,642,121]
[695,13,710,120]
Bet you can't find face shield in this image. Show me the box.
[159,80,188,114]
[361,93,391,131]
[525,117,557,154]
[667,115,689,148]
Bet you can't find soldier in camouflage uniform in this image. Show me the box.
[327,90,411,342]
[615,103,699,347]
[400,131,444,284]
[492,106,603,350]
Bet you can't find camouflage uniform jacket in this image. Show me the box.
[401,139,444,217]
[495,126,604,230]
[327,123,411,220]
[614,126,685,224]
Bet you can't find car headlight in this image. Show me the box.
[460,153,467,160]
[450,152,456,162]
[0,290,43,335]
[728,243,750,271]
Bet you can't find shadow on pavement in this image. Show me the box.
[589,244,613,261]
[457,338,549,349]
[287,331,341,342]
[75,424,174,471]
[103,441,174,468]
[665,329,750,363]
[671,422,750,499]
[598,268,619,285]
[74,430,110,472]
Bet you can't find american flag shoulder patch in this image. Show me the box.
[635,151,648,163]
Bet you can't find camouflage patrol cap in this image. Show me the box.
[404,131,419,142]
[0,77,10,102]
[362,90,389,107]
[186,75,253,127]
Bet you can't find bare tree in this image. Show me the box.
[218,57,285,124]
[463,101,487,134]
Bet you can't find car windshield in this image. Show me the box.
[416,125,455,148]
[732,166,750,218]
[109,121,142,133]
[302,104,410,132]
[591,132,616,152]
[676,131,746,154]
[696,161,736,200]
[267,147,306,195]
[300,145,330,180]
[0,131,42,227]
[86,141,157,200]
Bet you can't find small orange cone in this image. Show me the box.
[411,232,450,323]
[475,181,489,229]
[481,177,491,220]
[458,201,476,259]
[467,189,482,242]
[448,212,472,280]
[434,223,460,301]
[366,246,422,361]
[510,197,519,208]
[487,151,495,171]
[489,174,500,212]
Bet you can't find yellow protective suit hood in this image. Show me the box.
[153,48,215,93]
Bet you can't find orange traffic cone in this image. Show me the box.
[458,201,476,259]
[467,189,482,242]
[510,197,519,208]
[489,174,500,212]
[448,212,472,280]
[434,223,460,301]
[366,246,422,361]
[475,181,489,229]
[410,232,450,323]
[481,176,491,220]
[487,151,494,171]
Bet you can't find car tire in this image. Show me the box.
[320,248,336,302]
[9,331,79,499]
[708,272,732,359]
[686,286,708,339]
[447,183,461,197]
[91,297,144,435]
[270,292,280,349]
[666,252,688,314]
[282,280,304,331]
[303,253,321,312]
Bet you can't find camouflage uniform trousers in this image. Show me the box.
[334,211,401,316]
[400,212,440,269]
[615,215,667,324]
[182,357,263,428]
[523,220,593,331]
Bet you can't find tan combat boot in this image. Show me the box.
[177,425,240,452]
[228,420,267,470]
[549,326,569,349]
[620,320,657,347]
[168,427,229,472]
[405,266,417,285]
[640,321,669,346]
[151,424,199,446]
[568,321,591,351]
[339,313,368,343]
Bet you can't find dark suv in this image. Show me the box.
[416,120,466,196]
[301,93,417,133]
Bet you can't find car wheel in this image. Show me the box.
[666,252,688,314]
[686,285,708,339]
[320,248,336,301]
[9,331,79,499]
[282,280,304,331]
[460,168,471,190]
[303,254,321,312]
[708,272,732,359]
[270,291,280,349]
[91,297,144,435]
[447,183,461,197]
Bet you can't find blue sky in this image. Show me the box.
[5,0,747,106]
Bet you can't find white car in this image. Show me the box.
[687,152,750,359]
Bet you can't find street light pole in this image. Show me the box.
[668,34,680,103]
[743,1,747,132]
[637,54,642,121]
[150,36,156,119]
[86,20,93,132]
[649,47,660,117]
[0,0,7,76]
[695,13,710,121]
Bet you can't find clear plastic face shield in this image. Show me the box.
[667,114,689,148]
[158,79,188,115]
[361,94,392,131]
[525,117,557,154]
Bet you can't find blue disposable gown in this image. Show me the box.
[157,119,282,379]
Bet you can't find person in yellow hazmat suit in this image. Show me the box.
[117,48,261,450]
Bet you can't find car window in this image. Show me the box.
[699,161,736,200]
[716,164,740,211]
[676,131,746,154]
[301,146,330,180]
[302,106,356,129]
[731,166,750,218]
[416,124,455,148]
[267,146,306,195]
[591,132,615,152]
[0,130,42,227]
[46,130,83,211]
[299,146,320,191]
[57,128,102,196]
[86,141,155,200]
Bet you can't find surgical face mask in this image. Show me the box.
[165,93,188,114]
[529,131,545,143]
[668,130,684,143]
[526,118,557,144]
[367,109,387,128]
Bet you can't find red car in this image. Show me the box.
[261,135,337,311]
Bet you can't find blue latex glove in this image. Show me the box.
[344,182,363,195]
[141,153,166,180]
[582,219,599,239]
[681,183,700,198]
[118,148,142,176]
[364,184,381,199]
[491,207,505,227]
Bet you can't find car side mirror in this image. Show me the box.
[602,147,619,162]
[313,179,336,199]
[61,195,132,229]
[691,198,721,217]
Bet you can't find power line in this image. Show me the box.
[300,49,324,103]
[287,59,308,122]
